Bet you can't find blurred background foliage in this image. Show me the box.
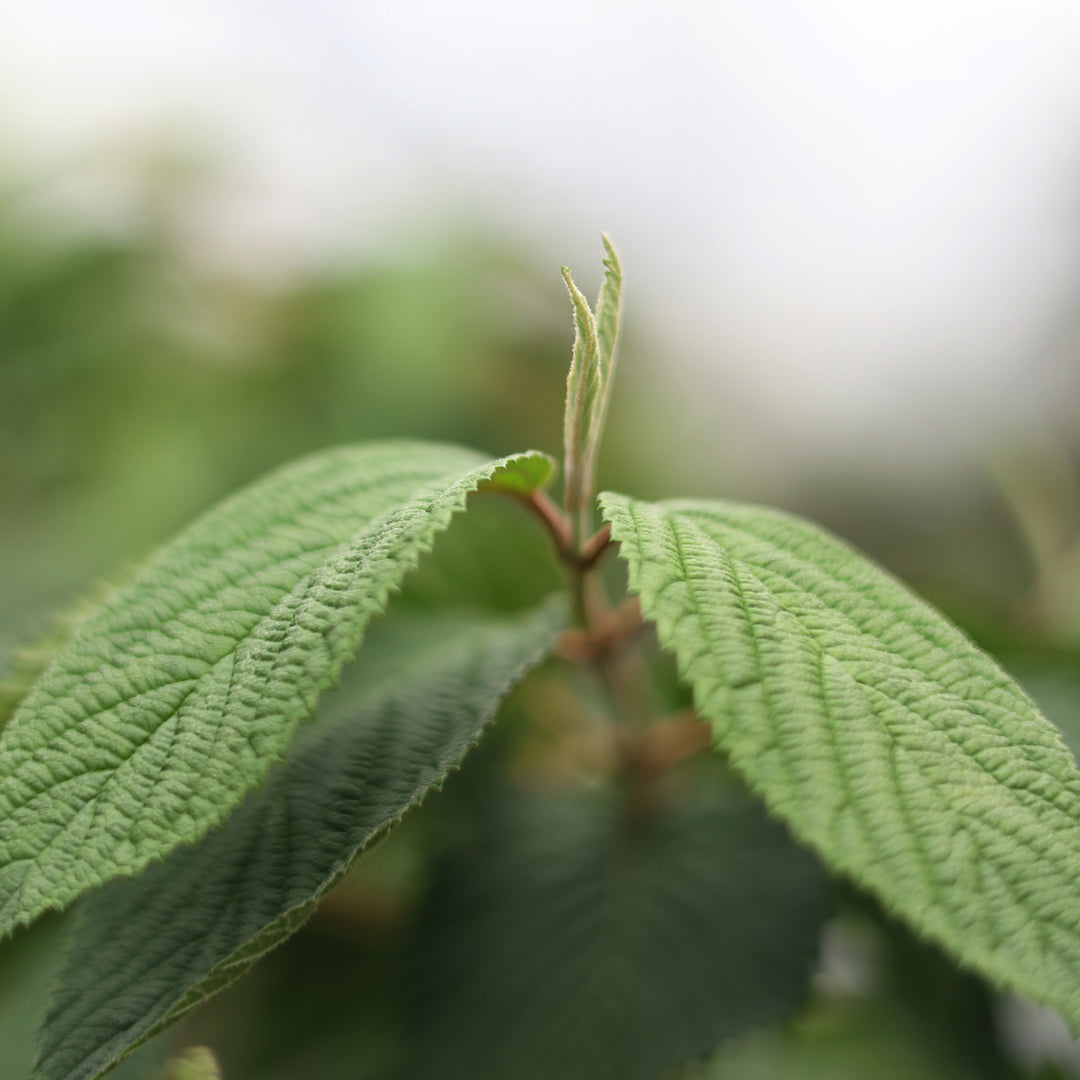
[5,160,1080,1080]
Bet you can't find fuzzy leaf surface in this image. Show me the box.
[594,234,623,383]
[0,441,551,936]
[601,492,1080,1030]
[0,578,130,736]
[409,783,828,1080]
[37,601,563,1080]
[586,234,622,473]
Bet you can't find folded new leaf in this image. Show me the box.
[600,492,1080,1030]
[0,441,552,936]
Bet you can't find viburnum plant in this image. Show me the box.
[4,239,1080,1080]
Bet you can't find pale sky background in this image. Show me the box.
[4,0,1080,480]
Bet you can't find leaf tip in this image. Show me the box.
[600,233,621,269]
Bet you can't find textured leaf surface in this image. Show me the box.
[560,241,623,536]
[594,234,623,386]
[561,268,600,468]
[0,441,551,936]
[409,783,829,1080]
[0,578,128,735]
[601,492,1080,1029]
[583,234,623,485]
[37,601,563,1080]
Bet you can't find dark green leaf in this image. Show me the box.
[37,601,563,1080]
[409,782,829,1080]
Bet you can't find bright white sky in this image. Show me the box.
[4,0,1080,475]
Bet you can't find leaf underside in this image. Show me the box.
[600,492,1080,1031]
[408,782,829,1080]
[36,601,564,1080]
[0,441,552,937]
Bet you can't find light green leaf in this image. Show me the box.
[561,238,623,541]
[589,234,623,451]
[594,235,623,378]
[561,265,602,531]
[163,1047,222,1080]
[600,492,1080,1030]
[559,238,624,544]
[0,441,552,937]
[36,600,563,1080]
[408,782,829,1080]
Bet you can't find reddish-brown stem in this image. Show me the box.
[514,491,613,571]
[517,482,696,797]
[579,524,614,569]
[554,597,643,663]
[519,489,574,559]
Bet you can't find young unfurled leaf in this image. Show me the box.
[600,492,1080,1031]
[0,441,552,938]
[409,782,828,1080]
[594,235,623,382]
[36,601,563,1080]
[561,266,601,533]
[583,234,623,482]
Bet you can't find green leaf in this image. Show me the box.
[571,235,623,537]
[36,601,564,1080]
[395,488,561,614]
[600,492,1080,1031]
[163,1047,222,1080]
[408,782,829,1080]
[0,441,552,937]
[594,234,623,383]
[588,234,623,461]
[0,578,129,735]
[688,1000,990,1080]
[561,265,602,529]
[561,238,623,541]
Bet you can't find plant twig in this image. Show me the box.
[518,489,573,560]
[579,523,614,569]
